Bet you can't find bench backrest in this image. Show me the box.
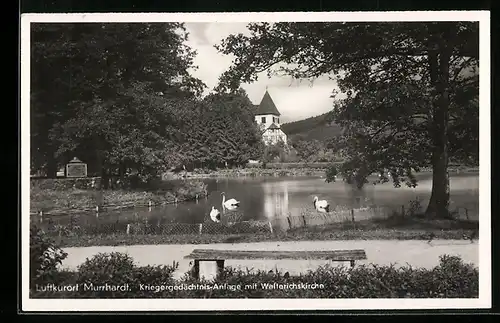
[184,249,367,261]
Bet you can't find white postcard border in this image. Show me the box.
[21,11,491,311]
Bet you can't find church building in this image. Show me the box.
[254,90,288,145]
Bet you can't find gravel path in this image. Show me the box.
[61,240,478,280]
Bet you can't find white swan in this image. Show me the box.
[221,192,240,211]
[209,206,221,223]
[313,196,330,213]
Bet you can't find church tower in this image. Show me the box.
[254,90,288,145]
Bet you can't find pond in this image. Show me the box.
[37,172,480,228]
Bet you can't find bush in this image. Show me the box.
[31,251,179,298]
[76,252,136,285]
[77,252,150,297]
[30,226,68,287]
[31,251,478,299]
[171,254,478,298]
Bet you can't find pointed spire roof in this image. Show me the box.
[255,90,281,116]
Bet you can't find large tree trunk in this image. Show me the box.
[425,47,452,219]
[426,143,451,218]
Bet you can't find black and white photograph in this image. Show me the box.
[21,11,490,311]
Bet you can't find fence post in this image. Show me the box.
[351,209,355,229]
[198,223,203,235]
[401,205,405,217]
[287,217,292,230]
[268,221,274,234]
[465,207,469,220]
[126,224,130,235]
[302,215,307,227]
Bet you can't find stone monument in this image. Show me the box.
[66,157,87,178]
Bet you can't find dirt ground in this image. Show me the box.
[60,239,479,280]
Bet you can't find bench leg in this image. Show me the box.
[192,260,200,280]
[350,260,355,268]
[216,260,225,279]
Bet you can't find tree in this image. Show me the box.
[165,88,264,170]
[215,22,479,218]
[197,89,264,168]
[261,140,288,164]
[31,23,205,182]
[292,139,337,163]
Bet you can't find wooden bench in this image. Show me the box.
[184,249,367,279]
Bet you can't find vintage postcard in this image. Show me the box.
[21,11,491,311]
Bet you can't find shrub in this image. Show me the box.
[75,252,137,298]
[30,251,179,298]
[130,264,179,297]
[31,251,478,299]
[76,252,177,298]
[171,254,478,298]
[30,226,68,287]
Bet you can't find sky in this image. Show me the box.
[184,22,341,124]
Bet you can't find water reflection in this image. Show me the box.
[33,173,479,227]
[262,180,289,219]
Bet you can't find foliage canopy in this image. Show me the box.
[31,23,263,184]
[215,22,479,217]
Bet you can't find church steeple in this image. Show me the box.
[255,90,281,116]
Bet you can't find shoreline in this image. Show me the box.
[30,180,208,215]
[173,165,479,180]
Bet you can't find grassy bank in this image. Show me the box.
[54,216,478,248]
[30,179,208,215]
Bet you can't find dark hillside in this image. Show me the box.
[281,113,342,142]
